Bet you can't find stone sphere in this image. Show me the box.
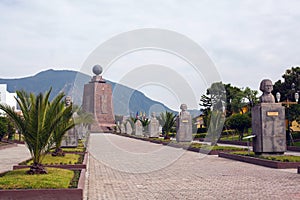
[92,65,103,75]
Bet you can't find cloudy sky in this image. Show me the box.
[1,0,300,110]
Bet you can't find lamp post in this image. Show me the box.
[276,83,299,146]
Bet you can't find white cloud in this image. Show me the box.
[1,0,300,108]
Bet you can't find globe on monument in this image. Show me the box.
[92,64,103,75]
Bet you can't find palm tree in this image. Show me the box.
[160,111,176,139]
[51,100,75,156]
[0,89,67,174]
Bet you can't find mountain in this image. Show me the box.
[0,69,176,116]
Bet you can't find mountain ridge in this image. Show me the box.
[0,69,179,116]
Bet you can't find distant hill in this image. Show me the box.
[0,69,177,116]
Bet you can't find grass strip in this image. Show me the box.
[0,168,73,189]
[232,151,300,162]
[21,154,82,165]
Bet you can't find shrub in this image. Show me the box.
[193,133,207,138]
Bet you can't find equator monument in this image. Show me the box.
[82,65,115,133]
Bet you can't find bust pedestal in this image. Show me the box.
[176,112,192,142]
[252,103,286,154]
[149,118,159,138]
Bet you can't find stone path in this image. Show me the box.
[85,134,300,200]
[0,144,31,173]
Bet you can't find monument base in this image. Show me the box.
[90,123,116,133]
[252,103,286,154]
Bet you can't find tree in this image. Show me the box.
[51,100,75,157]
[225,113,251,140]
[75,106,94,129]
[243,87,259,112]
[273,66,300,123]
[0,116,8,141]
[0,89,67,174]
[159,111,176,139]
[208,82,226,111]
[199,94,212,128]
[200,82,226,129]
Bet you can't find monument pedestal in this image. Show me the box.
[176,114,192,142]
[252,103,286,154]
[82,75,115,133]
[149,118,159,138]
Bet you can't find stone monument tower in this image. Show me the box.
[82,65,115,132]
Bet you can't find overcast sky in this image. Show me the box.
[1,0,300,110]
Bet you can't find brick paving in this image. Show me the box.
[0,144,31,173]
[85,134,300,200]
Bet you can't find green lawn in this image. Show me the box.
[219,134,251,142]
[0,168,74,189]
[24,154,82,165]
[292,141,300,147]
[199,144,247,151]
[232,151,300,162]
[50,146,85,153]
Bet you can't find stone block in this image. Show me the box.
[135,120,143,136]
[252,103,286,154]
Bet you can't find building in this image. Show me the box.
[195,114,205,129]
[0,84,18,113]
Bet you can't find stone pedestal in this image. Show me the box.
[252,103,286,154]
[126,121,132,135]
[61,128,78,147]
[176,112,192,142]
[149,118,159,137]
[120,123,126,133]
[82,75,115,133]
[135,120,143,136]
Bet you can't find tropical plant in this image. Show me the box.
[75,106,94,129]
[0,89,67,174]
[159,111,176,139]
[139,118,150,128]
[51,100,75,156]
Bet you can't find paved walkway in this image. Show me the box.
[0,144,31,173]
[85,134,300,200]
